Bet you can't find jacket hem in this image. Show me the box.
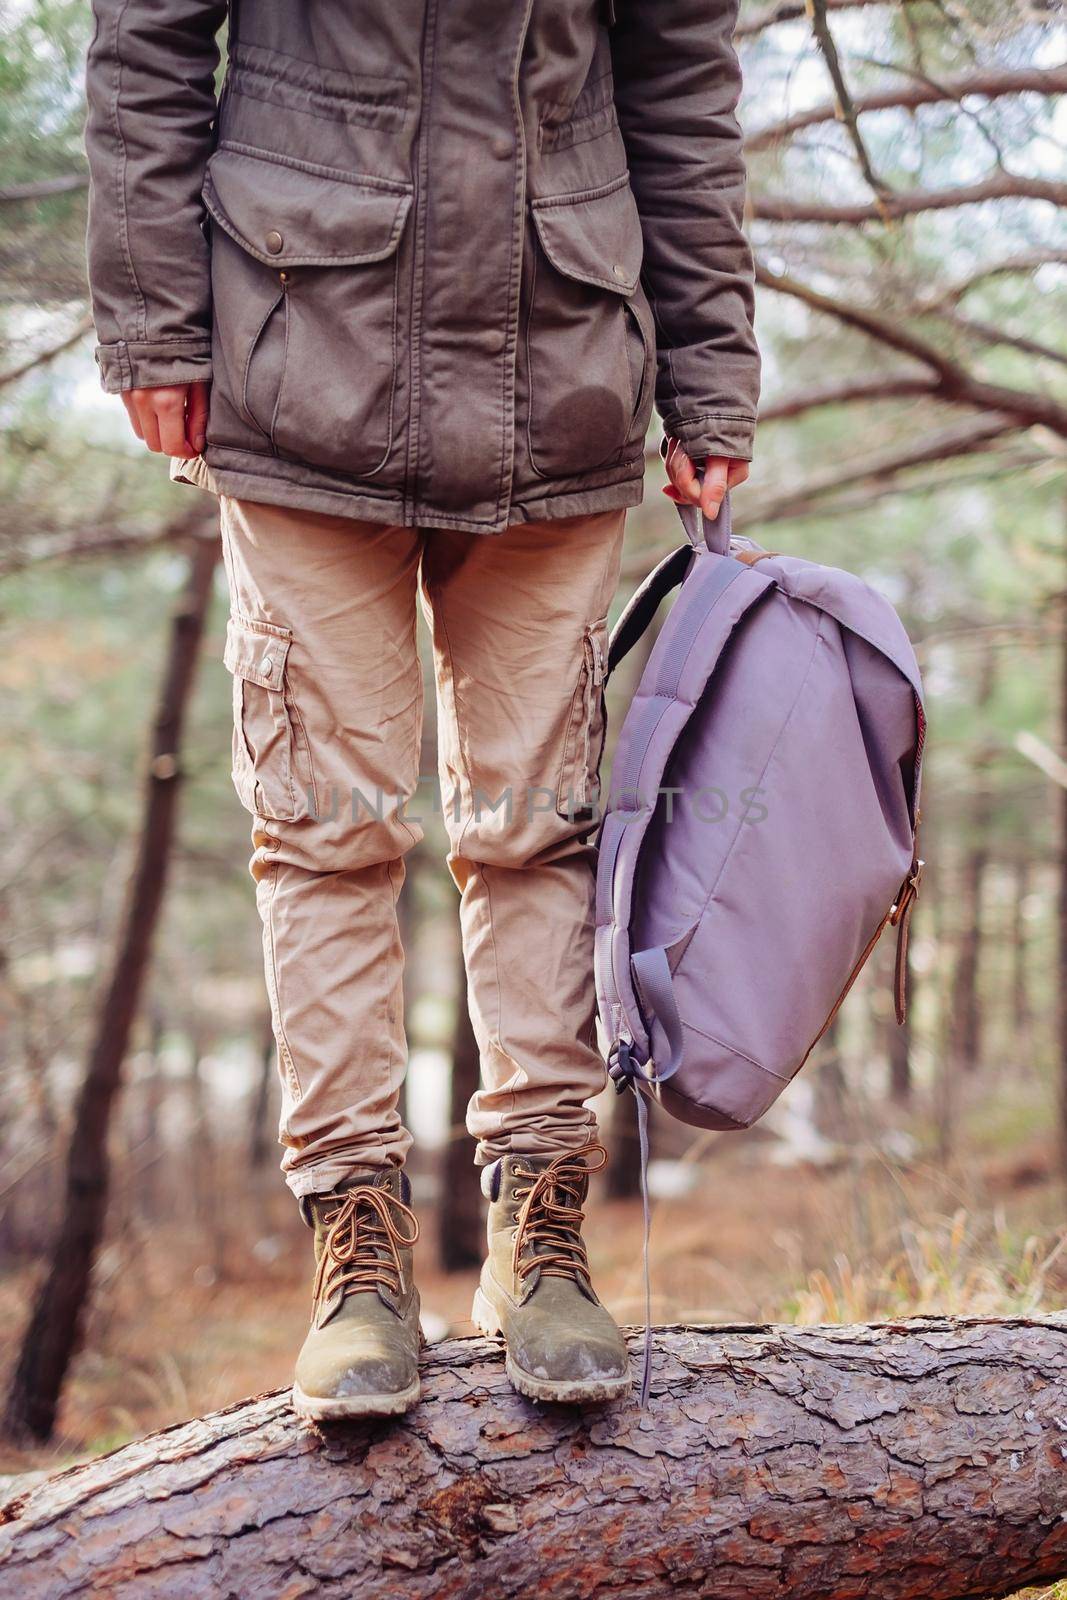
[171,447,644,533]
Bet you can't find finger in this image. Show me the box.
[154,390,191,457]
[727,459,751,489]
[121,392,144,442]
[700,457,731,520]
[135,396,163,454]
[186,381,210,454]
[665,439,701,504]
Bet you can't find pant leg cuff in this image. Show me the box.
[285,1157,398,1200]
[473,1121,601,1168]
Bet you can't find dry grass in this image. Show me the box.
[786,1208,1065,1325]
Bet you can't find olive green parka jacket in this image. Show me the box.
[85,0,760,533]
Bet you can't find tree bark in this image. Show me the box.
[2,535,218,1444]
[0,1318,1064,1598]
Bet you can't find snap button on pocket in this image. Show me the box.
[259,654,274,677]
[264,230,284,255]
[612,263,627,282]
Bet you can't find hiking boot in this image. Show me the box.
[292,1167,421,1421]
[472,1142,631,1404]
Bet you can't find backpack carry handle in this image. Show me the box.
[661,438,733,555]
[676,486,732,555]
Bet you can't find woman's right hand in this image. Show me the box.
[121,381,209,459]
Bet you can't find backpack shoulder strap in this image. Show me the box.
[607,543,693,676]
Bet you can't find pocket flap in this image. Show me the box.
[531,178,643,296]
[224,613,292,690]
[204,146,412,268]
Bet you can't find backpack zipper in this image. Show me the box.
[804,850,924,1066]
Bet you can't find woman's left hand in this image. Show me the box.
[663,442,750,520]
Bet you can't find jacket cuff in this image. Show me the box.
[95,338,213,394]
[663,412,756,464]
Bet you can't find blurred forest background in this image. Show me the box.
[1,0,1066,1535]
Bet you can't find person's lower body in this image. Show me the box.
[219,496,630,1412]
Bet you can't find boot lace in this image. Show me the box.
[511,1142,607,1283]
[312,1183,420,1310]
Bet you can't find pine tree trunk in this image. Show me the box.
[1,1318,1064,1599]
[605,1087,646,1199]
[948,644,996,1077]
[1011,854,1032,1045]
[247,1014,277,1173]
[2,534,218,1443]
[888,931,913,1105]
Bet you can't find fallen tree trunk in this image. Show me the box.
[1,1318,1065,1599]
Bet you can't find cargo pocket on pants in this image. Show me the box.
[224,613,317,822]
[556,617,608,820]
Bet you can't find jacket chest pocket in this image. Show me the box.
[526,178,654,481]
[204,146,412,479]
[556,616,609,820]
[224,614,316,822]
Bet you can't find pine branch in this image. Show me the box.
[734,411,1023,527]
[925,249,1067,307]
[756,261,1067,437]
[0,314,93,390]
[803,0,895,203]
[0,175,89,203]
[759,373,939,419]
[746,66,1067,152]
[752,173,1067,222]
[736,0,925,41]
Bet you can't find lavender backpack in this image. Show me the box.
[595,496,924,1391]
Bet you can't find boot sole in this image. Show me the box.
[471,1286,631,1405]
[291,1374,420,1422]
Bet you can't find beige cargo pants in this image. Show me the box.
[219,496,625,1197]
